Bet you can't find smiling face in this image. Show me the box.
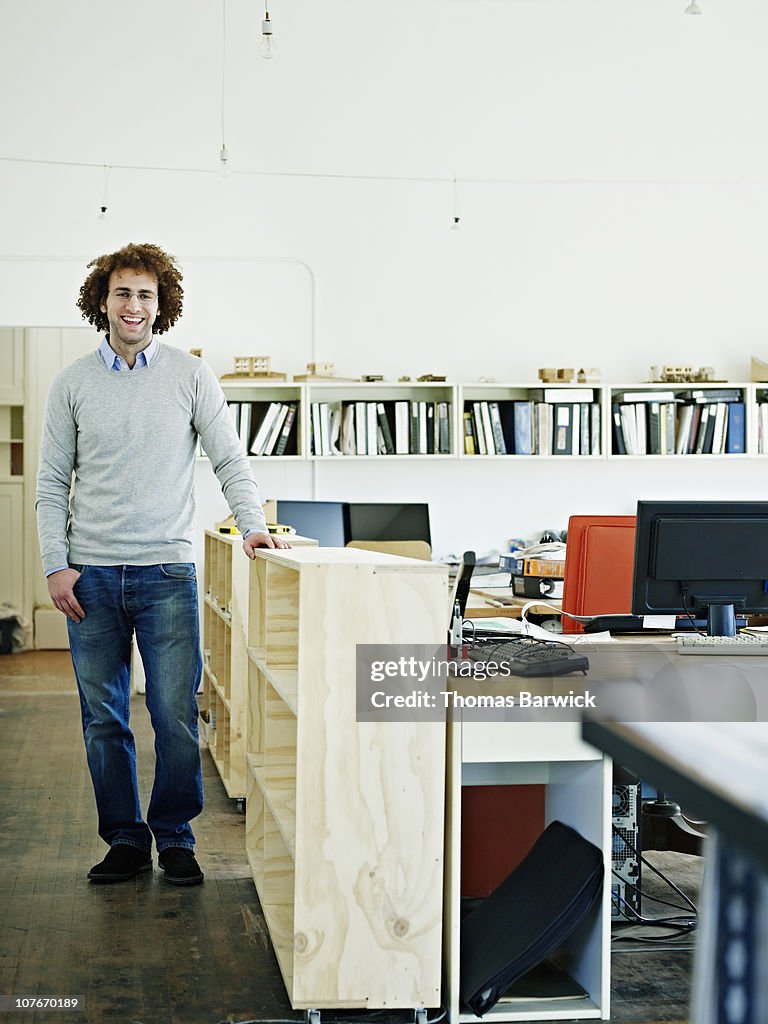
[99,267,160,357]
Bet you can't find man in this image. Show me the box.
[36,241,288,887]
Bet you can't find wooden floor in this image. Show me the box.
[0,650,698,1024]
[0,651,294,1024]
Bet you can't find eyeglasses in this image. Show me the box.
[110,288,158,303]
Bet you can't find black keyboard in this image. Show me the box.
[465,638,589,677]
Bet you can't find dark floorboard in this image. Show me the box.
[0,651,699,1024]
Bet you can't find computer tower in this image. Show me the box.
[611,774,642,921]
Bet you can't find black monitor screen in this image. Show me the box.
[347,503,431,546]
[632,500,768,635]
[275,500,350,547]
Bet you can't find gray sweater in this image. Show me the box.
[36,344,267,575]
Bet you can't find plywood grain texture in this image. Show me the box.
[246,548,448,1008]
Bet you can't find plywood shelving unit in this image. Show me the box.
[245,546,448,1010]
[200,530,316,802]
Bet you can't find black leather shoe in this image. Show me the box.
[158,847,204,886]
[88,844,152,883]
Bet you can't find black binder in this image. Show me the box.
[460,820,604,1016]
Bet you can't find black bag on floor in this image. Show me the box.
[460,819,604,1016]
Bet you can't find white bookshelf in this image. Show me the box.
[205,378,768,461]
[607,382,751,458]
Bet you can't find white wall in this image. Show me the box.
[3,0,768,563]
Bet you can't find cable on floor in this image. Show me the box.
[222,1009,447,1024]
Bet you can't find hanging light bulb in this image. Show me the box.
[219,143,230,178]
[451,176,461,231]
[260,8,276,59]
[97,164,111,220]
[684,0,702,13]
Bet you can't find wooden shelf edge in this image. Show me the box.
[247,646,265,667]
[206,745,228,781]
[262,903,295,996]
[252,765,297,859]
[245,847,263,886]
[203,666,232,711]
[263,669,299,716]
[206,748,244,799]
[247,651,299,714]
[204,594,232,624]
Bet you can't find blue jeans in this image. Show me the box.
[67,564,203,853]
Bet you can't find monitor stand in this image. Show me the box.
[705,601,738,637]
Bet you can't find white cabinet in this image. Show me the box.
[0,330,24,403]
[0,331,26,623]
[0,481,24,609]
[445,722,612,1022]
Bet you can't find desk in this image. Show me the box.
[444,640,768,1023]
[467,586,561,619]
[581,721,768,1024]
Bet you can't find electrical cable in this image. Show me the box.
[610,824,699,943]
[612,826,698,916]
[6,154,767,187]
[610,869,696,927]
[626,828,698,915]
[221,1011,447,1024]
[218,0,232,174]
[680,584,705,635]
[610,889,696,943]
[613,943,696,953]
[611,865,695,916]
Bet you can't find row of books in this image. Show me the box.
[227,400,299,456]
[463,401,602,456]
[310,400,452,456]
[611,399,745,455]
[612,387,745,405]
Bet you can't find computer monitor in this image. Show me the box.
[631,500,768,636]
[346,502,432,546]
[275,500,350,547]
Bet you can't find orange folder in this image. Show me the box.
[561,515,636,633]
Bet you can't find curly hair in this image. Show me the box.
[76,242,184,335]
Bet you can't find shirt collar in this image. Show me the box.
[99,335,158,371]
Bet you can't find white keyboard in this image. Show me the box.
[676,634,768,656]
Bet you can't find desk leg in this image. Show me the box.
[692,834,765,1024]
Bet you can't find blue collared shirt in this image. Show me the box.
[98,334,158,370]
